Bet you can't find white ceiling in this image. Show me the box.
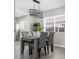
[15,0,65,11]
[15,0,65,17]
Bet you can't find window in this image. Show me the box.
[43,15,65,32]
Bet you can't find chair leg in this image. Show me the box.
[29,45,31,55]
[21,42,24,54]
[51,44,54,52]
[44,47,46,55]
[38,48,41,58]
[30,46,32,54]
[47,45,49,54]
[29,45,33,55]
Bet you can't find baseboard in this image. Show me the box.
[54,44,65,48]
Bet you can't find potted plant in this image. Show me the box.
[33,22,43,36]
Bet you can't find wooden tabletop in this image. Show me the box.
[21,36,39,40]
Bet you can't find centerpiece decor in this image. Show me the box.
[33,22,43,37]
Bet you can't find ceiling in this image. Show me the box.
[15,0,65,17]
[15,0,65,11]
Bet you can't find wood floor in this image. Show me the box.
[14,41,65,59]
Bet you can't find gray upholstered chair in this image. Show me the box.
[38,32,48,57]
[21,31,32,54]
[16,29,21,41]
[47,32,55,54]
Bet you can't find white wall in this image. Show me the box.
[15,16,34,32]
[54,32,65,47]
[44,7,65,17]
[15,15,44,37]
[44,7,65,48]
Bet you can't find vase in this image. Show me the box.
[33,31,40,37]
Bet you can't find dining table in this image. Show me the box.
[21,36,54,59]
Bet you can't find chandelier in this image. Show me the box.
[29,0,43,18]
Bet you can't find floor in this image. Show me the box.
[14,41,65,59]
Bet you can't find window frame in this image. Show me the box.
[43,15,65,32]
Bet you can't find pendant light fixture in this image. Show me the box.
[29,0,43,18]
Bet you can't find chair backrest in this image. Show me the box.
[39,32,48,48]
[48,32,55,45]
[21,31,29,38]
[31,31,34,36]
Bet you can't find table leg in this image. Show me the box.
[21,40,24,54]
[51,44,54,52]
[33,39,38,59]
